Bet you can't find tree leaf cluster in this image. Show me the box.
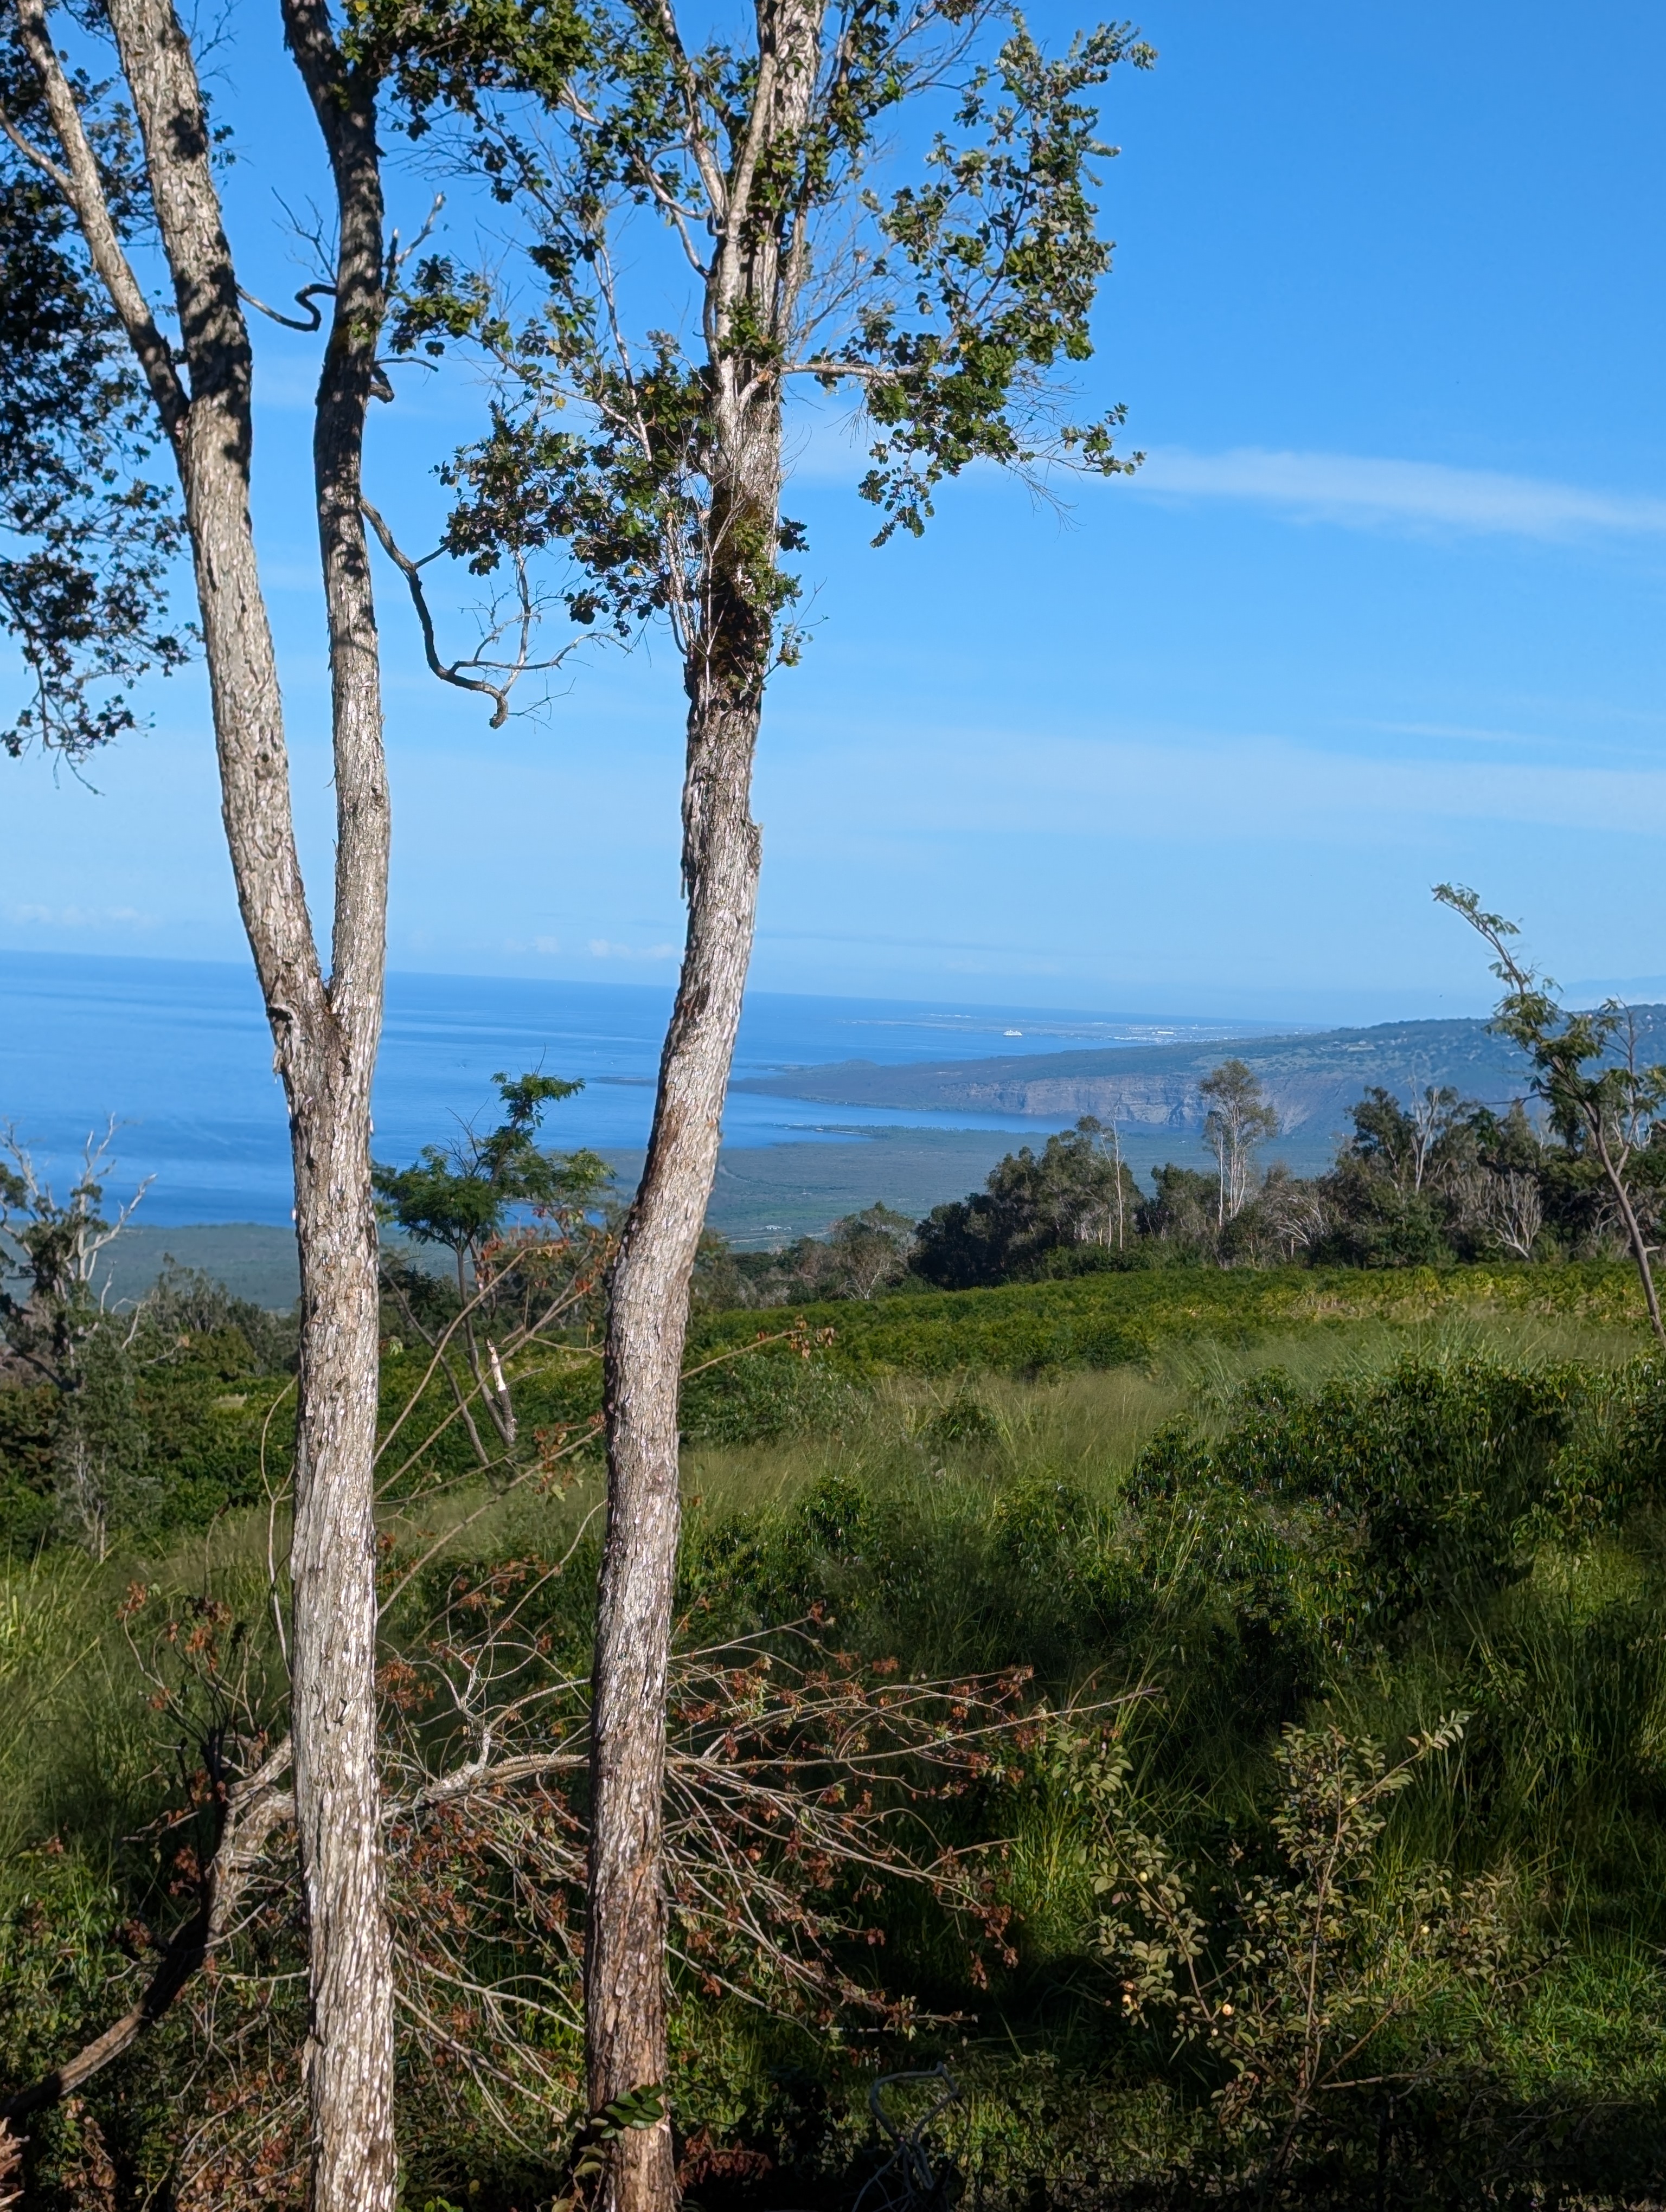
[0,30,187,760]
[363,0,1150,675]
[372,1069,609,1281]
[690,1201,918,1310]
[911,1116,1142,1289]
[888,1050,1666,1294]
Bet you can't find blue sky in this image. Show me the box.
[6,0,1666,1025]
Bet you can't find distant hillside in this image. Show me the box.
[732,1009,1666,1141]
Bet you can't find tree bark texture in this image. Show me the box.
[14,2,396,2203]
[586,8,825,2207]
[588,702,761,2211]
[274,12,397,2204]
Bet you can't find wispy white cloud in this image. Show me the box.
[7,902,157,930]
[1131,447,1666,542]
[783,402,876,485]
[498,934,565,956]
[779,417,1666,545]
[761,722,1666,845]
[587,937,678,962]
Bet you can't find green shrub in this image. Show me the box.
[686,1262,1652,1384]
[680,1345,856,1446]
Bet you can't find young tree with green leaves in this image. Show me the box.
[1436,883,1666,1344]
[362,8,1154,2195]
[1092,1714,1521,2192]
[1200,1057,1278,1227]
[374,1069,611,1455]
[375,1072,606,1288]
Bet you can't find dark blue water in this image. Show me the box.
[0,951,1275,1223]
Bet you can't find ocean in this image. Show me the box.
[0,949,1261,1226]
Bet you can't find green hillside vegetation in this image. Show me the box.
[8,1285,1666,2204]
[706,1036,1666,1306]
[16,1246,1652,1556]
[11,1041,1666,2204]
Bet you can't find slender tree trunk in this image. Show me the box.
[277,27,396,2193]
[1592,1124,1666,1348]
[585,11,821,2203]
[287,1074,393,2209]
[588,698,762,2212]
[16,2,396,2201]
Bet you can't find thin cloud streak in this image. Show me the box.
[761,725,1666,844]
[1131,447,1666,541]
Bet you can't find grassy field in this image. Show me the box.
[689,1255,1652,1366]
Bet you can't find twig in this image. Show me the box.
[236,281,335,331]
[361,499,578,726]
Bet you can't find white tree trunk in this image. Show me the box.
[15,0,397,2197]
[584,10,824,2204]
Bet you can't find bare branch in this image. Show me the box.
[237,280,335,331]
[0,1747,294,2123]
[362,498,579,726]
[10,0,187,439]
[386,192,445,282]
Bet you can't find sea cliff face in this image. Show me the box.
[940,1070,1362,1133]
[733,1010,1666,1134]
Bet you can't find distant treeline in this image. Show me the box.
[695,1059,1660,1304]
[3,1053,1653,1553]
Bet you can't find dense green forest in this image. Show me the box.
[701,1058,1663,1307]
[9,1055,1666,2205]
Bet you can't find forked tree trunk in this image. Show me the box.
[14,1,396,2202]
[1590,1122,1666,1348]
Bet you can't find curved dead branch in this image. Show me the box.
[362,498,579,726]
[0,1743,295,2122]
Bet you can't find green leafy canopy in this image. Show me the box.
[371,1068,608,1263]
[0,29,188,760]
[1434,884,1666,1156]
[352,0,1153,671]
